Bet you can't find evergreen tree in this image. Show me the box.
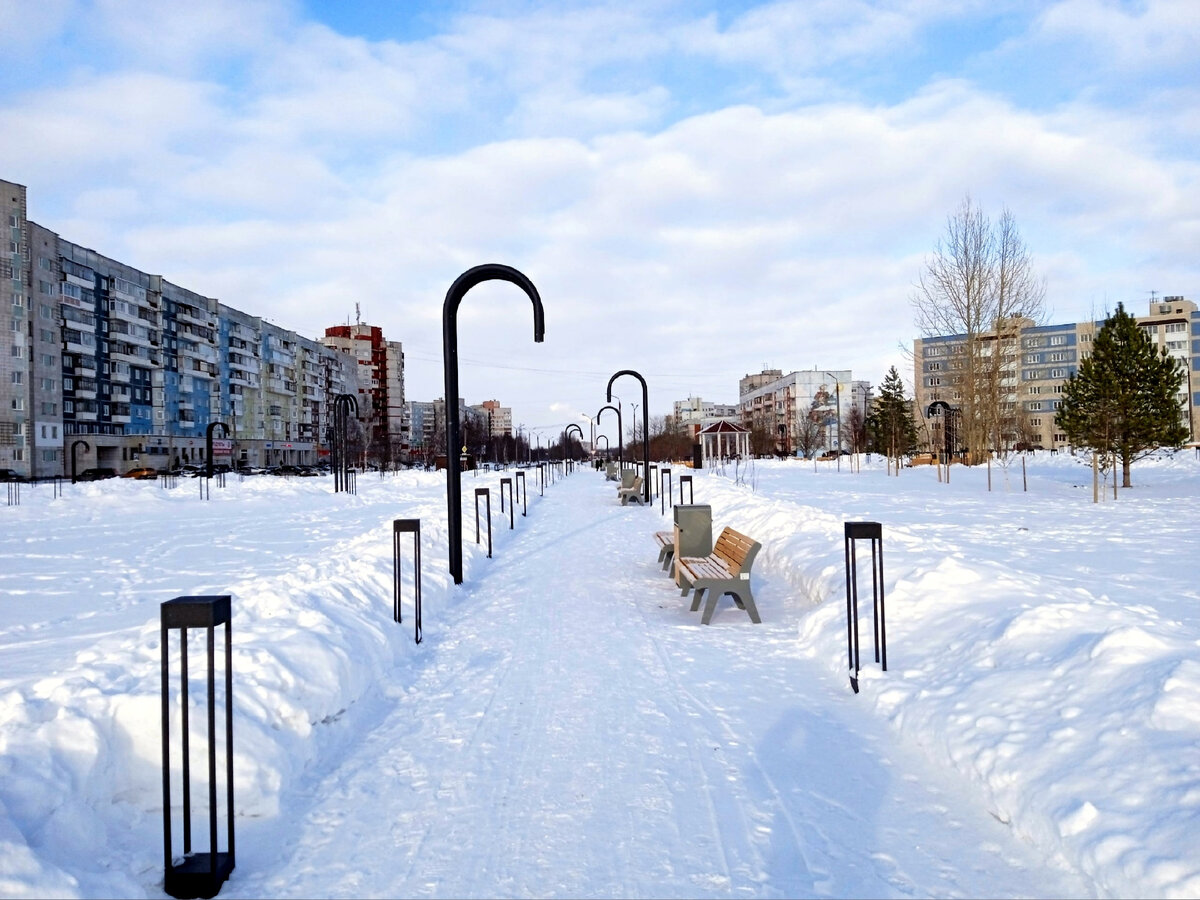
[868,367,918,463]
[1056,302,1188,487]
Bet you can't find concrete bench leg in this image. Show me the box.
[690,587,705,613]
[697,586,761,624]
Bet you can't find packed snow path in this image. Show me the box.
[233,470,1088,899]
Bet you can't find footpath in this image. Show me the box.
[231,468,1090,898]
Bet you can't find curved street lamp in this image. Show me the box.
[596,404,622,467]
[443,264,545,585]
[564,423,584,460]
[205,422,229,479]
[70,439,90,484]
[333,393,359,493]
[823,372,843,472]
[606,370,650,504]
[595,434,610,458]
[926,400,954,462]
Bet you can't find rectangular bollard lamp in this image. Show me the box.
[515,470,527,516]
[843,522,886,694]
[160,595,235,899]
[475,488,492,559]
[679,474,694,506]
[660,468,671,516]
[500,478,514,529]
[393,519,423,644]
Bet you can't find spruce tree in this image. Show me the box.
[868,366,918,463]
[1056,302,1188,487]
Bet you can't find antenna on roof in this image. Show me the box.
[1149,290,1158,302]
[355,302,361,326]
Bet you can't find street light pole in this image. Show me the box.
[824,372,843,472]
[443,264,544,585]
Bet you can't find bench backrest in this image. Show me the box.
[620,470,637,489]
[713,527,761,575]
[627,476,643,492]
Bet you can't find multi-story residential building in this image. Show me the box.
[913,297,1197,452]
[470,399,512,438]
[671,396,739,439]
[0,177,361,477]
[737,368,869,455]
[406,400,437,459]
[322,323,406,458]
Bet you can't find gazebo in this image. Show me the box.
[697,420,751,467]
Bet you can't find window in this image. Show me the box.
[39,328,53,343]
[41,402,56,415]
[1053,433,1067,443]
[10,371,20,384]
[11,398,23,410]
[1025,354,1040,364]
[1027,386,1041,395]
[1166,322,1187,334]
[1049,368,1067,379]
[11,345,22,358]
[10,293,22,307]
[42,449,57,462]
[63,400,73,413]
[1049,352,1069,362]
[1030,418,1042,427]
[1167,340,1187,351]
[1049,335,1066,346]
[1029,401,1043,411]
[41,377,54,390]
[40,304,52,320]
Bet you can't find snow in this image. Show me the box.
[1,453,1198,898]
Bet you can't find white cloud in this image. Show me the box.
[1034,0,1200,70]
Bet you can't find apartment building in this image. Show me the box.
[470,399,512,438]
[913,297,1197,452]
[0,178,361,477]
[671,395,739,438]
[737,368,869,455]
[322,323,407,457]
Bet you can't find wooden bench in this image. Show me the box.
[605,462,619,481]
[618,475,645,505]
[653,530,674,571]
[677,527,762,625]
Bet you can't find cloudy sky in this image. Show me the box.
[1,0,1197,441]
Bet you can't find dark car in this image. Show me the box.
[0,467,21,482]
[77,467,118,481]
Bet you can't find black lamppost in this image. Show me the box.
[564,424,583,460]
[597,404,622,466]
[926,400,956,463]
[595,434,610,458]
[444,264,544,585]
[824,372,843,472]
[333,393,358,493]
[70,439,89,484]
[606,370,650,504]
[205,422,229,479]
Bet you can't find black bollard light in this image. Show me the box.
[679,474,694,505]
[515,469,527,516]
[843,522,887,694]
[443,265,544,584]
[393,519,422,644]
[160,595,234,899]
[500,477,514,529]
[474,487,492,559]
[660,467,671,516]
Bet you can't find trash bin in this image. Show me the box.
[673,504,712,587]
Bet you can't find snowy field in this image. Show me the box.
[0,453,1198,898]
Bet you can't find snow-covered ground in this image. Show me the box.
[1,453,1197,898]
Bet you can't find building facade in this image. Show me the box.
[671,395,739,439]
[470,399,512,438]
[913,297,1197,452]
[321,323,407,460]
[737,368,869,456]
[1,177,362,477]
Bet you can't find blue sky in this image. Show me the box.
[1,0,1197,437]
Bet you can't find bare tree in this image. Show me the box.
[912,196,1045,459]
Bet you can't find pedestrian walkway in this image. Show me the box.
[233,470,1089,898]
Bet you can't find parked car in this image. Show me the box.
[122,466,160,480]
[77,467,118,481]
[0,467,21,482]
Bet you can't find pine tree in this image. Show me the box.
[868,367,918,465]
[1056,302,1188,487]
